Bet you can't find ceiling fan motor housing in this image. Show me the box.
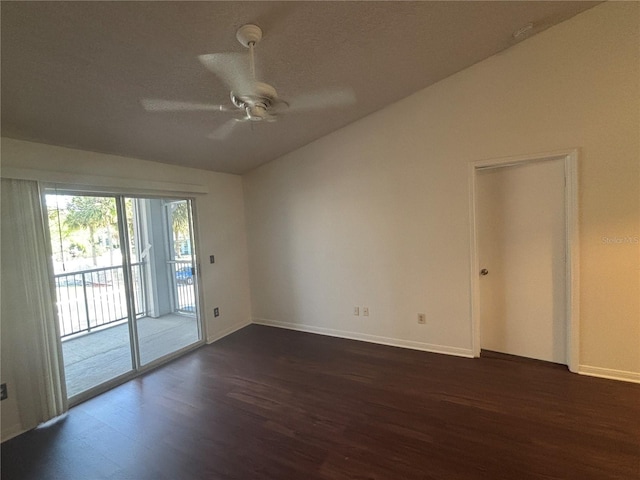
[246,104,268,121]
[231,82,280,120]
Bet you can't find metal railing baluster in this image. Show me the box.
[54,263,147,338]
[82,272,91,333]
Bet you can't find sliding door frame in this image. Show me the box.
[116,196,142,370]
[42,185,206,406]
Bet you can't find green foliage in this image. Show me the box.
[61,196,118,265]
[171,201,190,237]
[64,196,117,232]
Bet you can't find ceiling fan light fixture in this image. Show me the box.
[246,103,268,121]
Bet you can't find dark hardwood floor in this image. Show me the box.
[2,324,639,479]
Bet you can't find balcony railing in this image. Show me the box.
[169,260,197,314]
[54,263,146,338]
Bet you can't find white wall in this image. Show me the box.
[243,2,640,379]
[1,138,252,440]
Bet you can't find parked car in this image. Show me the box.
[175,266,194,285]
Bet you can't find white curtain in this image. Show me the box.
[1,178,67,433]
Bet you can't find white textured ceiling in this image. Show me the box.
[1,1,597,174]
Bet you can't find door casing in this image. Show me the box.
[468,149,579,372]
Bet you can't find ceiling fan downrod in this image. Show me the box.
[236,24,263,81]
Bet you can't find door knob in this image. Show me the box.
[480,269,489,276]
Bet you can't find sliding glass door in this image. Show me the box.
[46,192,202,401]
[48,194,135,397]
[126,197,200,366]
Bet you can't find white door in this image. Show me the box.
[477,159,566,363]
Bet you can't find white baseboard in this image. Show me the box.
[578,365,640,384]
[1,423,27,443]
[206,320,251,344]
[252,317,473,358]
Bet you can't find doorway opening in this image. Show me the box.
[468,150,579,371]
[45,192,203,402]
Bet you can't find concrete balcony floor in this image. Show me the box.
[62,313,200,397]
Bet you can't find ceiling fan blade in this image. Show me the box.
[198,53,256,95]
[207,119,243,141]
[141,99,232,112]
[285,88,356,113]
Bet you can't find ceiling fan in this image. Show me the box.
[142,24,356,140]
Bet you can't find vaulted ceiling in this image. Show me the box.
[1,2,597,174]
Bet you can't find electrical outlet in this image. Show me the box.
[214,307,220,317]
[418,313,426,324]
[353,306,360,316]
[209,255,215,264]
[363,307,369,316]
[1,383,7,401]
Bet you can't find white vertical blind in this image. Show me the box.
[1,179,67,433]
